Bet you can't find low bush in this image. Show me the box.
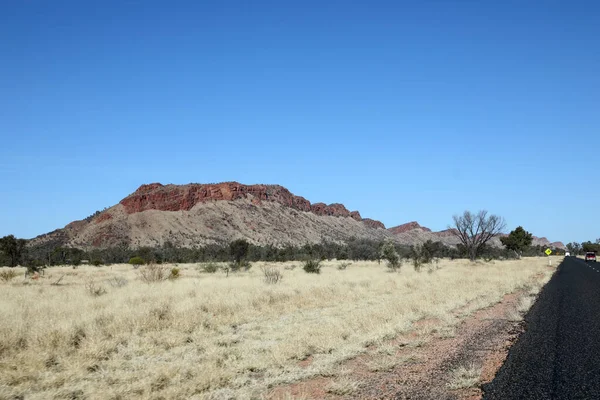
[84,280,107,297]
[303,259,322,274]
[261,266,283,284]
[107,277,128,288]
[169,267,181,280]
[138,263,169,283]
[229,260,251,272]
[129,256,145,267]
[0,269,18,282]
[338,262,352,270]
[200,262,219,273]
[91,259,103,267]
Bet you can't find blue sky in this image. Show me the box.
[1,1,598,243]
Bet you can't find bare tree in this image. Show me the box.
[451,210,506,261]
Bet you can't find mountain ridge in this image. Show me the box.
[29,181,566,251]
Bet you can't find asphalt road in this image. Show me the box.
[483,256,600,399]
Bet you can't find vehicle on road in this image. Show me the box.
[585,252,597,262]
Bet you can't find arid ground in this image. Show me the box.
[0,257,558,399]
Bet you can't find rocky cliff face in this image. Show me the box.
[120,182,373,223]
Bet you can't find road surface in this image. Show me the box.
[483,256,600,399]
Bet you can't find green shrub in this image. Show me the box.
[129,256,145,267]
[169,267,180,280]
[91,259,103,267]
[380,241,401,271]
[303,259,321,274]
[200,262,219,273]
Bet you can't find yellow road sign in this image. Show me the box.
[545,248,552,256]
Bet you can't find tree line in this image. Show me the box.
[0,209,575,268]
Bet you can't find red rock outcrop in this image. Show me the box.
[349,211,362,221]
[119,182,384,227]
[388,221,432,235]
[120,182,311,213]
[310,202,356,218]
[362,218,386,229]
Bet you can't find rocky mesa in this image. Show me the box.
[28,181,566,252]
[30,182,390,249]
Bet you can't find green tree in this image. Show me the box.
[500,226,533,259]
[128,256,145,266]
[566,242,581,256]
[380,241,401,271]
[0,235,27,267]
[582,241,600,253]
[229,239,250,264]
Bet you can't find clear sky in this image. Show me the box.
[1,1,598,244]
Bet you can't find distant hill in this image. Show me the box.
[30,182,391,249]
[28,181,566,251]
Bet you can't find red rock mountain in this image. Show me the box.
[30,182,390,249]
[120,183,368,220]
[29,181,566,251]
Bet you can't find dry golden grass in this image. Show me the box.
[0,257,558,399]
[447,363,482,389]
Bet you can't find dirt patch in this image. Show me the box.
[268,292,529,400]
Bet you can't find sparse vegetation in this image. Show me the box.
[228,259,252,272]
[0,258,556,399]
[338,262,351,270]
[261,265,283,284]
[84,280,107,297]
[138,262,169,283]
[200,262,219,273]
[107,277,128,288]
[303,259,322,274]
[326,377,363,395]
[367,356,399,372]
[447,363,481,389]
[0,269,18,282]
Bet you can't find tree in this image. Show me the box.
[451,210,506,262]
[229,239,249,264]
[566,242,581,256]
[582,241,600,253]
[0,235,27,267]
[380,241,401,271]
[500,226,533,259]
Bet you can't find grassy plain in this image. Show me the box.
[0,257,558,399]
